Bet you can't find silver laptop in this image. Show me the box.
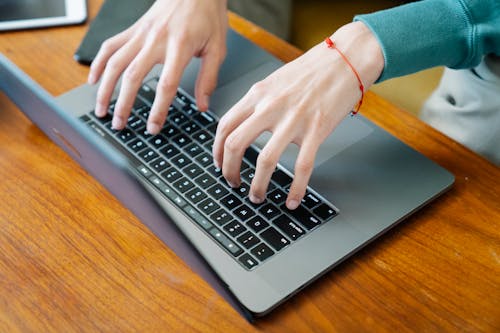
[0,29,454,321]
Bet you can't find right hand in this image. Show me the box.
[88,0,228,134]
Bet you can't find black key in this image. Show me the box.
[245,197,267,210]
[184,143,203,158]
[183,163,204,178]
[197,198,220,215]
[193,112,216,127]
[138,148,158,162]
[261,227,290,251]
[195,174,216,188]
[133,97,147,111]
[161,167,182,183]
[283,204,321,230]
[259,203,280,220]
[210,209,232,226]
[246,216,269,233]
[239,253,258,270]
[233,182,250,198]
[128,116,144,130]
[269,188,287,205]
[181,121,199,134]
[244,147,259,166]
[237,231,260,249]
[209,228,243,257]
[176,91,189,102]
[171,153,190,168]
[185,188,207,204]
[206,123,218,134]
[223,221,247,237]
[170,113,188,126]
[266,182,277,194]
[127,138,147,152]
[250,243,274,261]
[192,130,212,144]
[149,157,170,173]
[204,139,214,152]
[161,125,180,137]
[241,161,250,172]
[94,112,112,125]
[220,194,242,210]
[273,215,305,240]
[272,169,293,187]
[116,129,135,143]
[172,133,191,148]
[137,126,153,140]
[196,152,212,167]
[241,168,256,183]
[135,106,150,119]
[138,84,155,102]
[313,204,337,221]
[182,104,198,117]
[160,144,180,159]
[233,204,255,222]
[206,165,222,178]
[149,134,168,149]
[302,191,322,209]
[80,114,92,123]
[207,184,229,200]
[173,177,195,193]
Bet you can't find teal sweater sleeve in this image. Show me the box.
[354,0,500,82]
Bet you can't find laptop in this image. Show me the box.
[0,29,454,321]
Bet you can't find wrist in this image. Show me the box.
[330,21,384,88]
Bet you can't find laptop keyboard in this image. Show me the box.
[80,78,338,270]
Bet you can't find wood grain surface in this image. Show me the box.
[0,1,498,332]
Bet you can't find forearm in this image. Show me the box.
[355,0,500,82]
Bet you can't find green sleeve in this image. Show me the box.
[354,0,500,82]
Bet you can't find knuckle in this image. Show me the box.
[249,80,267,96]
[156,79,177,94]
[217,116,231,136]
[295,159,314,175]
[123,64,142,82]
[224,134,243,155]
[99,39,115,54]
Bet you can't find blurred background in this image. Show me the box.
[229,0,444,117]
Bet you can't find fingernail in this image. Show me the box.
[250,194,263,204]
[147,122,161,134]
[112,116,125,130]
[287,200,299,210]
[214,160,220,169]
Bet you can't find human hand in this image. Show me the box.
[213,22,384,210]
[88,0,228,134]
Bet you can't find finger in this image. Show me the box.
[94,39,142,124]
[220,113,268,188]
[250,128,295,204]
[88,28,135,85]
[212,95,255,169]
[113,45,158,125]
[286,136,319,210]
[194,46,225,111]
[147,42,193,134]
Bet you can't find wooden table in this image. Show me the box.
[0,1,499,331]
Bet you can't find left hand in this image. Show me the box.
[212,22,384,210]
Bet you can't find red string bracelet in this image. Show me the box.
[324,37,364,115]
